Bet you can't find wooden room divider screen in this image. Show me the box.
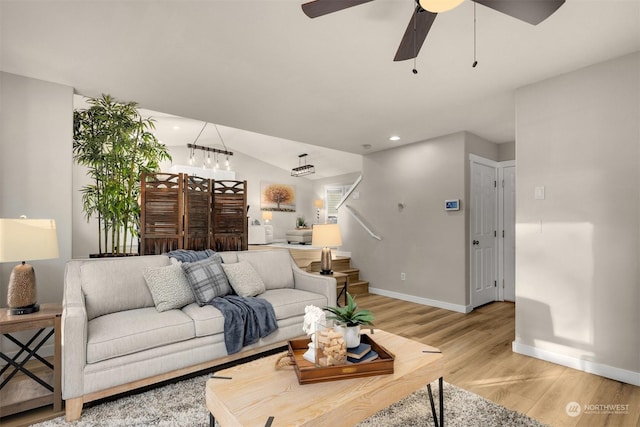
[139,173,248,255]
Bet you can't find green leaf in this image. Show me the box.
[323,292,375,326]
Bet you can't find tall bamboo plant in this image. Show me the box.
[73,94,171,255]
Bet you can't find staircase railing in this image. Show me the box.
[336,175,362,209]
[344,204,382,241]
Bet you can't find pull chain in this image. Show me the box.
[472,1,478,67]
[412,4,418,74]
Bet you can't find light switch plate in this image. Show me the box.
[534,186,545,200]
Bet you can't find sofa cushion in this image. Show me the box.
[143,263,195,312]
[222,261,266,297]
[86,307,195,364]
[80,255,170,320]
[182,255,232,305]
[217,251,238,264]
[257,288,328,321]
[237,250,294,290]
[182,303,225,337]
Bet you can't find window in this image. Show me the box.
[324,185,350,224]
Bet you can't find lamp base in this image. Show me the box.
[320,247,334,276]
[9,303,40,315]
[7,262,38,312]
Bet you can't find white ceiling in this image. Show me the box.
[134,106,364,180]
[3,1,639,177]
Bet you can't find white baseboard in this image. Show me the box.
[512,341,640,386]
[368,287,472,313]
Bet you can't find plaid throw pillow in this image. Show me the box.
[166,249,215,263]
[182,255,231,305]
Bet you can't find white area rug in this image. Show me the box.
[34,375,548,426]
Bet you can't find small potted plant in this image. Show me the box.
[296,216,307,228]
[324,292,374,348]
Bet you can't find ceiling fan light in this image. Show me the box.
[419,0,464,13]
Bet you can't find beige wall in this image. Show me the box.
[513,53,640,383]
[498,141,515,161]
[341,132,498,311]
[0,72,73,307]
[0,72,73,356]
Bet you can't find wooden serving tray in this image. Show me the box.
[287,333,395,385]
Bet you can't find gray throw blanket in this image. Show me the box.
[209,295,278,354]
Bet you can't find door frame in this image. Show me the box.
[469,154,516,305]
[498,160,516,302]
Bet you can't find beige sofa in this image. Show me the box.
[62,250,336,421]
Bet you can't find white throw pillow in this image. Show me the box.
[143,263,195,312]
[221,261,266,297]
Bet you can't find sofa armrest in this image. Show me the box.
[62,261,88,400]
[291,264,337,307]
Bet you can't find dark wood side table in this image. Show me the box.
[0,302,62,417]
[312,271,348,306]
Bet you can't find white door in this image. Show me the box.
[502,166,516,301]
[471,160,498,308]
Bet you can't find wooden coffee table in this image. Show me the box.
[205,329,444,426]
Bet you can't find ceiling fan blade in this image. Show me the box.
[301,0,375,18]
[394,7,437,62]
[471,0,565,25]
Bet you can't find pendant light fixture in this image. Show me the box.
[186,122,233,170]
[291,153,315,177]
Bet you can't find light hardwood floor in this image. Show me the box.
[358,294,640,427]
[3,295,639,426]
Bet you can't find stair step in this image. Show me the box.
[340,268,361,283]
[346,280,369,297]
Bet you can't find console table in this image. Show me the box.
[0,302,62,416]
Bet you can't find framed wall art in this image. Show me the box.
[261,181,296,212]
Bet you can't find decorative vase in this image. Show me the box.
[334,324,361,348]
[314,327,347,367]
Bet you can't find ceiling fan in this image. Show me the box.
[301,0,565,61]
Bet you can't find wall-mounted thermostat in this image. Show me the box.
[445,199,460,211]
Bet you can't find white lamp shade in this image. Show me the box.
[312,224,342,247]
[0,219,59,263]
[314,199,324,209]
[419,0,464,13]
[262,211,273,220]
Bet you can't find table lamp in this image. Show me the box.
[262,211,273,224]
[311,224,342,275]
[0,218,59,315]
[314,199,324,223]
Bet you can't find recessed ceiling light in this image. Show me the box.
[172,125,181,131]
[389,136,400,141]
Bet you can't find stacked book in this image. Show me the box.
[346,343,378,364]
